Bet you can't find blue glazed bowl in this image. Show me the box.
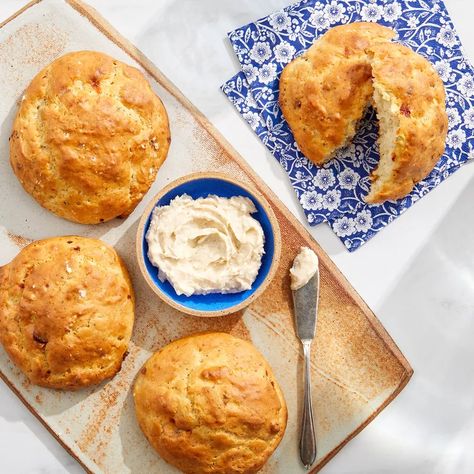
[136,172,281,317]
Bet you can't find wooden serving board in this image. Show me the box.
[0,1,413,473]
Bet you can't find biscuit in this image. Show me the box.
[133,332,287,474]
[366,42,448,203]
[10,51,171,224]
[279,23,447,203]
[0,236,134,389]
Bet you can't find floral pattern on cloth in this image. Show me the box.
[221,0,474,251]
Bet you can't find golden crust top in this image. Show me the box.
[0,236,134,389]
[366,42,448,203]
[133,332,287,474]
[10,51,171,224]
[279,22,395,164]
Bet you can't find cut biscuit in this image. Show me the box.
[279,23,448,203]
[366,42,448,203]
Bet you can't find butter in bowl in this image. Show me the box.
[136,172,281,317]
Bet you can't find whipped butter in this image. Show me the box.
[290,247,318,290]
[145,194,265,296]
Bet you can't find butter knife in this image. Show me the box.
[292,267,319,469]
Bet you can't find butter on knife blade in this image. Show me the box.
[291,246,319,341]
[290,246,319,291]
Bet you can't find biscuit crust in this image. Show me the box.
[0,236,134,389]
[279,22,395,164]
[133,332,287,474]
[10,51,171,224]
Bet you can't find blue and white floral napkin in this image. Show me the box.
[221,0,474,251]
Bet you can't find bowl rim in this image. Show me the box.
[135,171,282,318]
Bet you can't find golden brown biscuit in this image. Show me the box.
[279,22,395,165]
[10,51,171,224]
[280,23,447,203]
[366,42,448,203]
[133,333,287,474]
[0,236,134,389]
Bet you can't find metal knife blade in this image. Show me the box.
[292,264,319,469]
[292,270,319,341]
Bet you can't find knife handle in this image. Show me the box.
[300,339,317,469]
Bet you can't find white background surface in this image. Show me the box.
[0,0,473,473]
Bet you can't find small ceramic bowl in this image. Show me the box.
[136,172,281,317]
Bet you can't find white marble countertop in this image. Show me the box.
[0,0,473,473]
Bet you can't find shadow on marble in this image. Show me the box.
[375,174,474,472]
